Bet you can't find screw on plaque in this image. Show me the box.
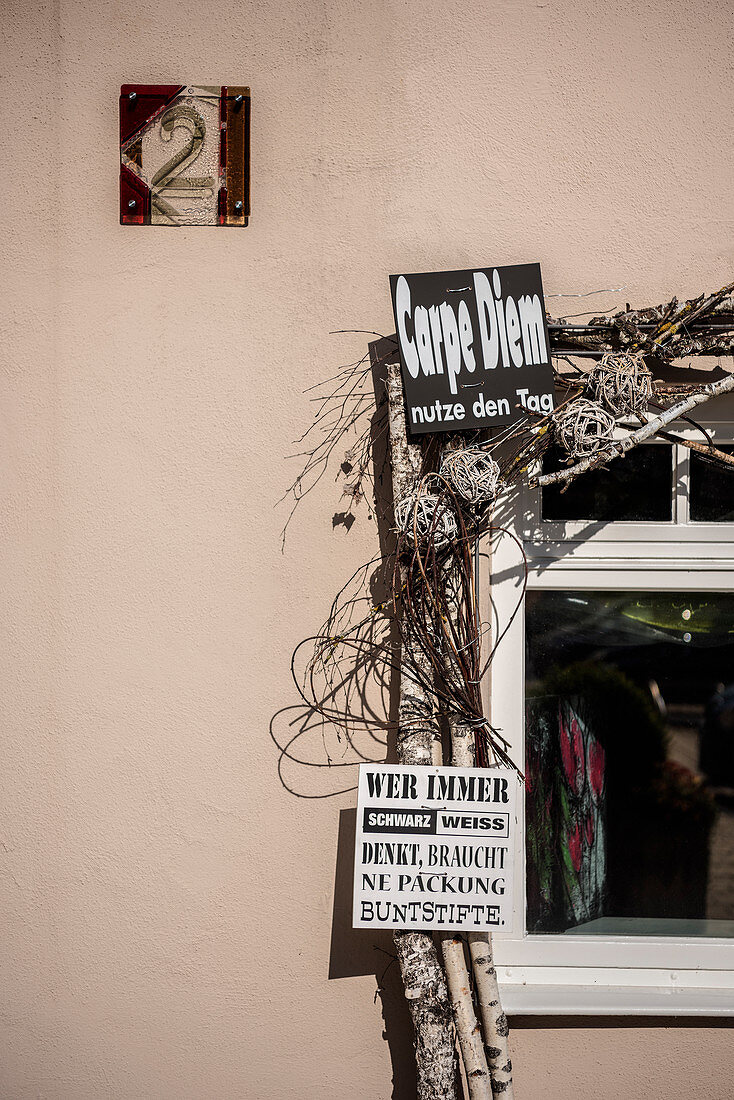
[234,94,244,109]
[128,199,137,209]
[128,91,137,102]
[234,201,243,213]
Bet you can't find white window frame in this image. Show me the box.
[486,404,734,1015]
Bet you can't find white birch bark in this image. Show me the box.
[467,933,514,1098]
[386,361,459,1100]
[442,570,514,1100]
[439,931,492,1100]
[440,712,493,1100]
[394,930,459,1100]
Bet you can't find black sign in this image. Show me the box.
[390,263,555,434]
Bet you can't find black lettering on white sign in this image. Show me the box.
[389,263,555,434]
[353,764,517,931]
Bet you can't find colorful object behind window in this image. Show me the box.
[526,698,607,933]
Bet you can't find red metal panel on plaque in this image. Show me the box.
[120,84,250,227]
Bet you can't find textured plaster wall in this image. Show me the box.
[1,0,733,1097]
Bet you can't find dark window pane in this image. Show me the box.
[540,444,673,522]
[690,445,734,522]
[525,591,734,937]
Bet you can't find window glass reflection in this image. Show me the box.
[540,444,673,522]
[525,591,734,936]
[690,445,734,522]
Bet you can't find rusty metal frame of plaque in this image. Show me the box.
[120,84,250,227]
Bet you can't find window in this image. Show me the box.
[690,445,734,521]
[488,399,734,1015]
[540,443,674,523]
[525,590,734,936]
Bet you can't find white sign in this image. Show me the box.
[353,763,517,931]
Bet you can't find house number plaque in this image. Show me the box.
[120,84,250,227]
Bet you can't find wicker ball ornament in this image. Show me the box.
[586,351,653,416]
[440,447,501,505]
[394,491,458,549]
[553,398,615,459]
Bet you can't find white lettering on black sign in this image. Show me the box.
[353,764,517,931]
[389,264,555,433]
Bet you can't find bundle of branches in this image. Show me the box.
[286,276,734,771]
[393,475,521,772]
[549,280,734,362]
[283,278,734,1100]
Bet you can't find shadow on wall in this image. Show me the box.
[269,336,404,800]
[270,333,458,799]
[270,338,420,1097]
[329,807,418,1100]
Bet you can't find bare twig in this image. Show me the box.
[656,431,734,469]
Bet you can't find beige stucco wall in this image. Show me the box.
[2,0,733,1096]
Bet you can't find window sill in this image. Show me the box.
[500,979,734,1016]
[558,916,734,938]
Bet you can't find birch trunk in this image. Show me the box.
[437,712,492,1099]
[386,361,459,1100]
[446,716,514,1099]
[442,566,514,1100]
[467,933,514,1097]
[439,931,492,1100]
[394,931,459,1100]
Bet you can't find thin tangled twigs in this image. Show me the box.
[278,341,393,548]
[284,282,734,780]
[395,475,518,770]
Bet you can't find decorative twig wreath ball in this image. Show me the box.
[394,491,458,549]
[585,351,653,416]
[440,447,501,505]
[553,397,616,459]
